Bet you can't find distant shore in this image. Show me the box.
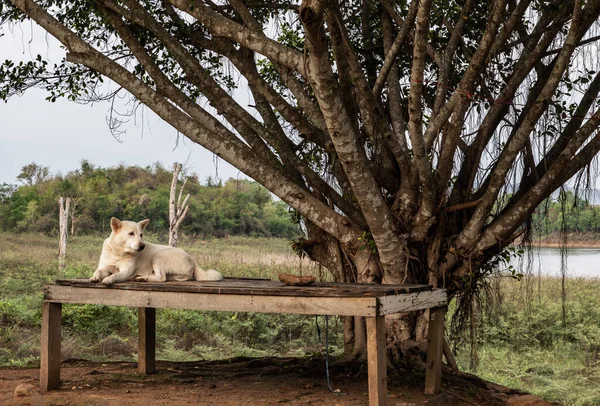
[533,242,600,249]
[526,233,600,249]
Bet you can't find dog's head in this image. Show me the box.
[109,217,150,253]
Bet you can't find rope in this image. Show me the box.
[325,315,335,393]
[315,315,346,396]
[315,315,321,341]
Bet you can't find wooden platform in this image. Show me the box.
[41,279,448,405]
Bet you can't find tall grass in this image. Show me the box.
[451,276,600,406]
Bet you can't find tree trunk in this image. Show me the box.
[302,224,437,364]
[69,198,80,236]
[303,222,454,367]
[169,162,190,247]
[58,197,71,270]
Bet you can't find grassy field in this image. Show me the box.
[452,276,600,406]
[1,232,599,405]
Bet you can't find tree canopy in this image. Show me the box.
[3,0,600,358]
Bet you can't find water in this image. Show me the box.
[509,248,600,278]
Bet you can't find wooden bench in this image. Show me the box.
[41,279,448,405]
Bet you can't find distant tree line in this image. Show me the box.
[0,161,300,239]
[533,191,600,235]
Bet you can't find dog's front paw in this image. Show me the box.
[90,276,100,283]
[101,276,115,286]
[134,275,148,282]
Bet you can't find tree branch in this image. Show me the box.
[457,0,586,251]
[432,0,473,116]
[382,11,417,223]
[372,0,419,97]
[407,0,437,239]
[168,0,306,76]
[300,0,407,281]
[449,3,570,206]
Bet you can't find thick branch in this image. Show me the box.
[168,0,306,76]
[300,0,406,281]
[326,7,402,194]
[372,0,419,97]
[457,1,586,250]
[382,11,417,222]
[407,0,435,212]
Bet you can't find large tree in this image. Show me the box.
[3,0,600,361]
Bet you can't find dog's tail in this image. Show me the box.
[194,264,223,281]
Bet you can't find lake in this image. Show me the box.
[509,247,600,278]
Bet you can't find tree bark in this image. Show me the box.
[169,163,190,247]
[69,197,80,236]
[58,197,71,270]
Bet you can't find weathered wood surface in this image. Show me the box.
[40,302,61,392]
[53,278,432,297]
[138,307,156,374]
[379,289,447,314]
[366,316,387,406]
[45,283,446,317]
[45,285,380,316]
[425,306,447,395]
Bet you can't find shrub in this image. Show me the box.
[62,304,136,339]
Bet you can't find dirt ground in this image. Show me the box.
[0,357,549,406]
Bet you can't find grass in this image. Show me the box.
[451,276,600,406]
[468,344,600,406]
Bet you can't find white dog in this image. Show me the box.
[90,217,223,285]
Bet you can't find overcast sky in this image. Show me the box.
[0,22,243,186]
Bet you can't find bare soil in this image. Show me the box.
[1,357,542,405]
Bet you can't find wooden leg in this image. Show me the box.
[40,302,62,392]
[138,307,156,374]
[366,316,387,406]
[425,306,446,395]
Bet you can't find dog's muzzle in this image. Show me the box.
[138,243,145,251]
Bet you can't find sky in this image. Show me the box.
[0,21,243,186]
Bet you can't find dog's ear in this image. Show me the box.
[110,217,122,232]
[139,219,150,231]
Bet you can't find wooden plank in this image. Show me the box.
[40,302,62,392]
[53,279,429,296]
[425,306,446,395]
[366,316,387,406]
[45,286,379,316]
[379,289,447,314]
[53,279,432,297]
[138,307,156,374]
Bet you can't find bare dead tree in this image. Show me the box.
[69,196,82,236]
[58,197,71,270]
[169,162,190,247]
